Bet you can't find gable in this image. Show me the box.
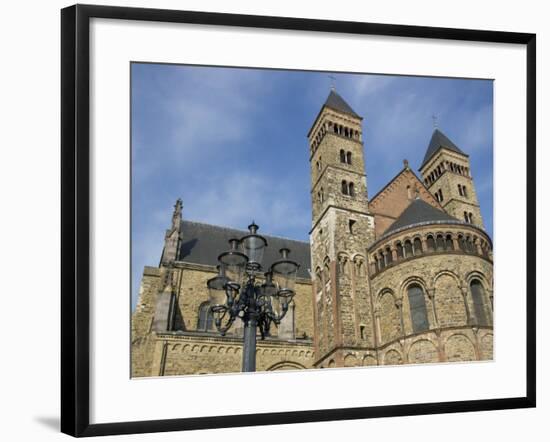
[369,167,442,239]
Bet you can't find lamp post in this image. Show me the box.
[206,222,299,372]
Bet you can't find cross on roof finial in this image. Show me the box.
[432,114,439,129]
[328,74,336,91]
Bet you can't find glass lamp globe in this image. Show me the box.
[240,222,267,271]
[218,238,248,287]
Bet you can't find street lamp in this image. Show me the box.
[206,222,299,372]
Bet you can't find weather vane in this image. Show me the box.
[328,74,336,91]
[432,114,439,129]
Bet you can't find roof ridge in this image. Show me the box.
[180,219,309,244]
[383,198,458,236]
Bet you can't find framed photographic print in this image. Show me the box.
[61,4,536,437]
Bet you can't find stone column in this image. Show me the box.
[474,238,483,255]
[427,288,439,328]
[421,236,428,254]
[374,307,382,345]
[460,286,473,325]
[452,233,460,251]
[395,298,405,336]
[471,327,482,360]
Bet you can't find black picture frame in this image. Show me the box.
[61,4,536,437]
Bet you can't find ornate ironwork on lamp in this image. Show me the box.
[206,222,299,372]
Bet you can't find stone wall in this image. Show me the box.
[369,166,442,239]
[368,225,493,364]
[420,149,484,229]
[143,334,315,377]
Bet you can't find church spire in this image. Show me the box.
[161,198,183,264]
[323,89,360,118]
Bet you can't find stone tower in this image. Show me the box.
[308,89,376,368]
[419,129,484,228]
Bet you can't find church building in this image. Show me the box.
[131,89,493,376]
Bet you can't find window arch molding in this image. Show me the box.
[375,287,398,307]
[431,270,461,295]
[197,301,214,331]
[464,271,492,293]
[399,275,429,298]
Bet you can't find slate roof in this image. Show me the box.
[420,129,468,169]
[177,221,311,279]
[383,198,459,236]
[324,89,360,118]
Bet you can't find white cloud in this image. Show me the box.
[185,170,311,238]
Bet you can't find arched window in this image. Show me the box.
[458,184,463,196]
[348,182,355,197]
[436,234,445,251]
[341,180,348,195]
[464,211,469,223]
[413,237,422,255]
[427,235,436,252]
[463,185,468,197]
[404,240,413,257]
[379,251,386,269]
[458,234,467,251]
[197,303,214,331]
[396,242,404,259]
[346,151,352,165]
[340,149,346,163]
[408,284,429,333]
[468,212,474,224]
[385,247,393,264]
[465,236,475,253]
[445,234,454,250]
[470,280,488,325]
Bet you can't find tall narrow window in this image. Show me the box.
[458,234,467,251]
[348,219,356,234]
[346,151,352,165]
[341,180,348,195]
[385,247,393,264]
[396,242,404,259]
[404,240,413,257]
[348,182,355,197]
[379,252,386,269]
[413,237,422,255]
[360,325,366,340]
[408,284,429,332]
[197,303,214,331]
[427,235,436,252]
[470,280,488,325]
[436,234,445,251]
[458,184,463,196]
[445,234,454,250]
[340,149,346,163]
[463,186,468,197]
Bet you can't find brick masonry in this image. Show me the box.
[131,91,493,376]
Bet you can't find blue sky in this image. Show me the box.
[131,63,493,308]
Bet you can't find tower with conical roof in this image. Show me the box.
[308,89,376,368]
[419,129,484,228]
